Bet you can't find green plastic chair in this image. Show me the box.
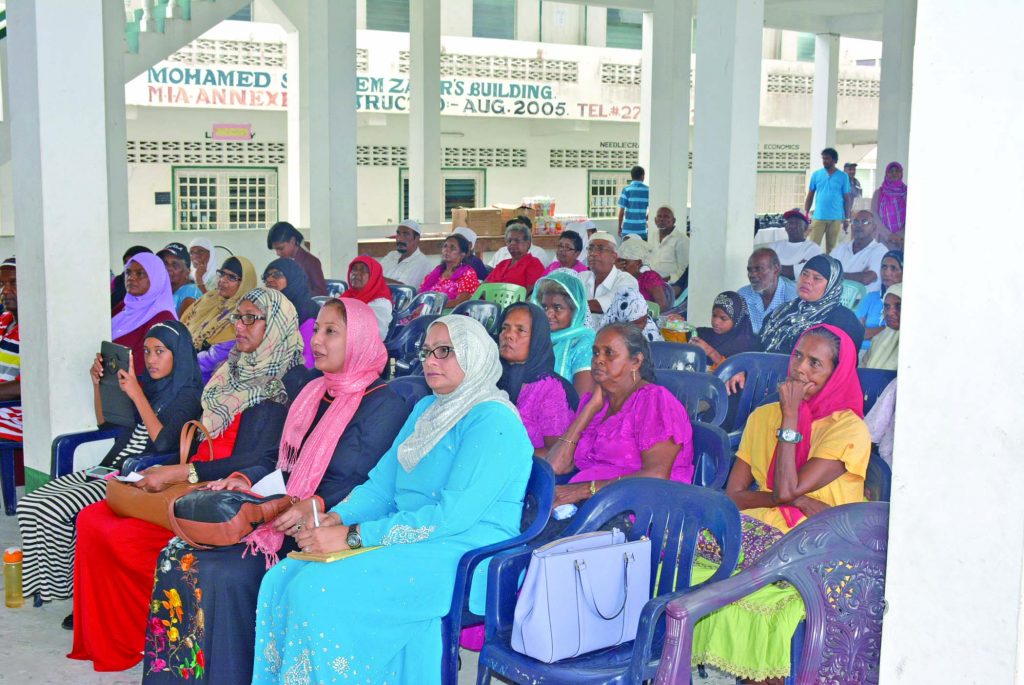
[647,301,661,319]
[471,283,527,309]
[841,279,867,310]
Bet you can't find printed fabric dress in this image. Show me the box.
[252,399,533,685]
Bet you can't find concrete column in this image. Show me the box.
[877,0,916,177]
[103,0,131,266]
[408,0,442,226]
[639,0,692,247]
[810,33,839,158]
[688,0,763,326]
[878,4,1024,681]
[7,0,114,487]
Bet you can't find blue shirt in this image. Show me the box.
[855,291,884,350]
[739,279,798,334]
[618,180,650,235]
[172,283,202,313]
[808,168,851,221]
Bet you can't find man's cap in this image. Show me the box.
[157,242,191,267]
[398,219,422,235]
[843,162,858,169]
[588,231,619,248]
[782,209,809,224]
[0,257,15,269]
[452,226,477,247]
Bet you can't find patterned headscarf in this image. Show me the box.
[601,287,662,342]
[200,287,304,437]
[111,252,178,339]
[876,162,907,233]
[180,256,257,348]
[759,254,845,354]
[696,291,758,359]
[396,315,518,472]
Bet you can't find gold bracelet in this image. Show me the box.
[589,480,597,496]
[557,437,577,446]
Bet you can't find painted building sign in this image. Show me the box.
[125,32,643,121]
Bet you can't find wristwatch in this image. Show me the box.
[776,428,803,444]
[346,524,363,550]
[187,463,199,484]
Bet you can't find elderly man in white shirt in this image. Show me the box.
[578,231,640,330]
[378,219,436,290]
[649,205,690,281]
[769,209,824,280]
[830,210,890,293]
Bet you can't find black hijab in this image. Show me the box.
[497,302,579,406]
[264,257,320,323]
[696,291,758,359]
[140,320,204,414]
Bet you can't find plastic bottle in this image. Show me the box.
[4,547,23,608]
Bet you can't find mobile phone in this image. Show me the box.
[85,465,118,480]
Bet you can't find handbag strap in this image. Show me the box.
[179,419,215,464]
[574,552,635,653]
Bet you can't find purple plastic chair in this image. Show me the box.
[655,502,890,685]
[476,478,742,685]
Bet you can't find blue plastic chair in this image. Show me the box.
[386,314,439,377]
[857,368,897,414]
[864,450,891,503]
[50,426,175,480]
[441,457,555,685]
[394,292,447,321]
[649,341,707,373]
[653,370,728,427]
[715,352,791,448]
[656,502,889,685]
[477,478,742,685]
[388,284,416,313]
[312,295,329,308]
[451,299,502,336]
[387,375,432,412]
[324,279,347,297]
[690,422,732,490]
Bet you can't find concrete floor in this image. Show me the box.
[0,486,734,684]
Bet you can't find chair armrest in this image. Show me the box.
[50,427,121,477]
[483,546,535,640]
[0,400,18,409]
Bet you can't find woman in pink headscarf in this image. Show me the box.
[140,298,408,684]
[111,252,178,374]
[872,161,908,233]
[688,324,872,683]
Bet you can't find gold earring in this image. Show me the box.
[632,369,637,383]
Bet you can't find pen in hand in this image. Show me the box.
[312,498,320,528]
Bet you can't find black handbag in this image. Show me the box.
[167,489,297,549]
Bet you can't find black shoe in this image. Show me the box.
[61,613,73,630]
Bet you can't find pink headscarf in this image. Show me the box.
[245,298,387,565]
[765,324,864,528]
[876,161,907,233]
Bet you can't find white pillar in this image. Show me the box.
[7,0,114,487]
[408,0,442,226]
[877,0,916,176]
[639,0,692,245]
[102,0,131,265]
[878,2,1024,681]
[688,0,763,326]
[810,33,839,157]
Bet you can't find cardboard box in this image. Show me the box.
[462,205,537,237]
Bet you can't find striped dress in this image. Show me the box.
[16,393,199,603]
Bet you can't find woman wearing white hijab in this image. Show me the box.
[187,237,220,293]
[252,315,533,685]
[861,282,902,371]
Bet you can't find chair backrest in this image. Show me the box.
[653,369,729,427]
[715,352,791,434]
[864,450,891,502]
[312,296,330,308]
[472,282,527,309]
[325,279,347,297]
[841,279,867,310]
[397,291,446,318]
[690,422,732,489]
[385,314,439,375]
[659,502,889,685]
[647,301,661,319]
[387,376,432,412]
[650,341,708,373]
[388,284,416,313]
[857,368,897,414]
[451,299,502,336]
[565,478,742,608]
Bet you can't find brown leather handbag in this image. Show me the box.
[105,420,215,530]
[167,490,298,549]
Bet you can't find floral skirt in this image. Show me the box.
[691,513,805,682]
[143,538,272,683]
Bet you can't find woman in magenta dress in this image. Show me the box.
[541,230,589,276]
[419,234,480,307]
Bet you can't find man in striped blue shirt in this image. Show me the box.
[617,165,650,241]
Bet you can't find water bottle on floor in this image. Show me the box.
[4,547,23,608]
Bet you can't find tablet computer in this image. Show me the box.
[99,341,137,428]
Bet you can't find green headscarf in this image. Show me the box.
[530,269,596,379]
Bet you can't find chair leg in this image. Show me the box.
[475,664,491,685]
[0,446,16,515]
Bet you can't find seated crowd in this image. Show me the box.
[6,167,904,684]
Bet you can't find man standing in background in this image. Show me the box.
[617,166,650,241]
[804,148,852,253]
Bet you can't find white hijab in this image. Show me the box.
[397,315,519,472]
[188,237,220,290]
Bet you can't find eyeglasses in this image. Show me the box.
[263,269,285,281]
[217,269,241,283]
[418,345,455,362]
[851,219,873,226]
[229,313,267,326]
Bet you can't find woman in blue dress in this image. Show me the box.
[252,315,533,685]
